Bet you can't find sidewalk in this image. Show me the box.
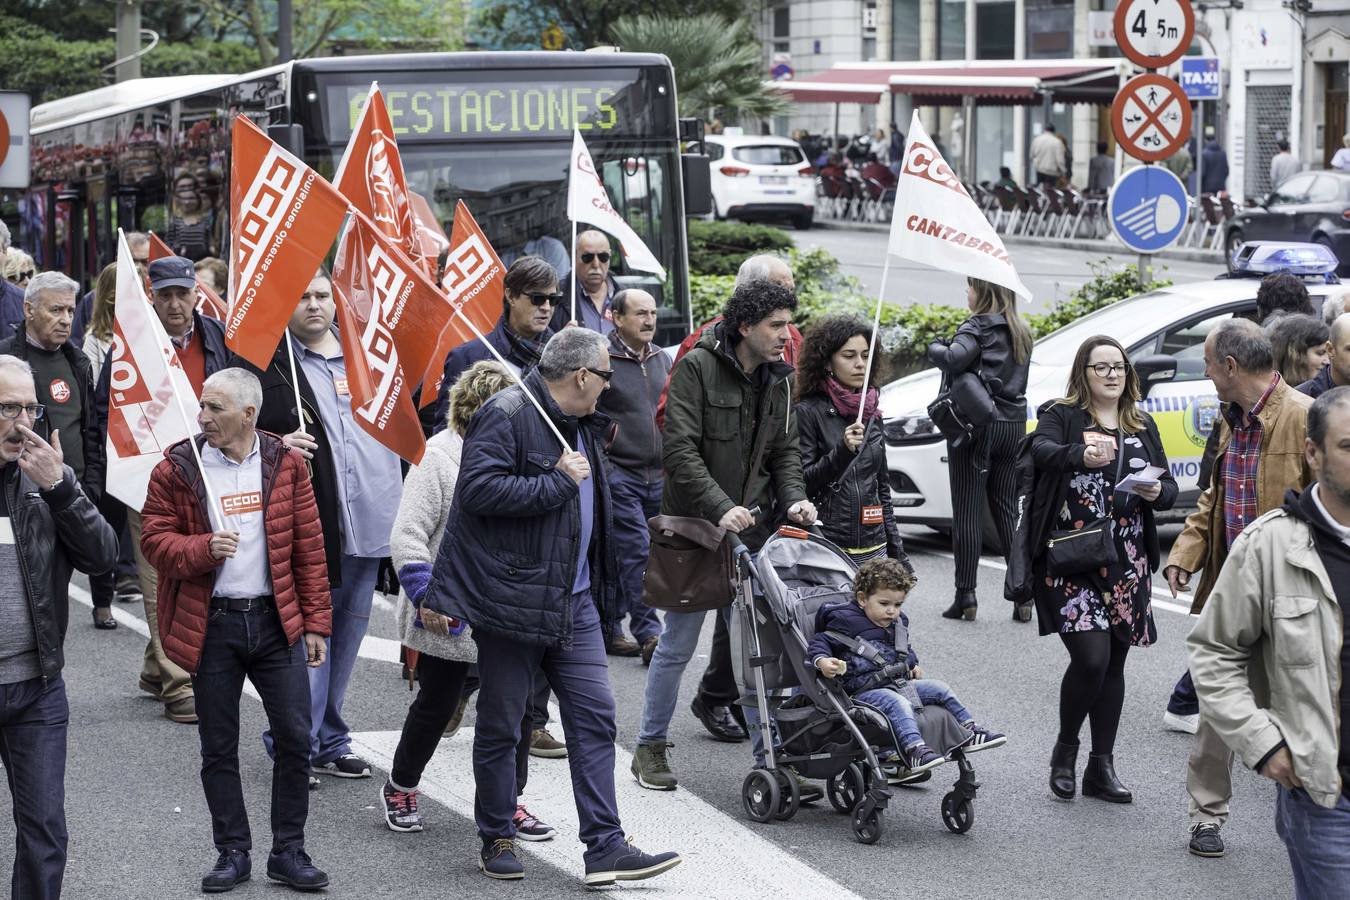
[813,218,1224,265]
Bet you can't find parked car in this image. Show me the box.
[1223,170,1350,275]
[879,243,1343,536]
[705,133,816,230]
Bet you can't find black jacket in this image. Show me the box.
[1004,401,1178,605]
[1297,365,1338,399]
[228,340,343,587]
[795,395,907,564]
[927,313,1030,421]
[423,368,619,648]
[427,314,552,436]
[597,331,669,481]
[803,600,920,695]
[0,324,105,502]
[2,463,118,682]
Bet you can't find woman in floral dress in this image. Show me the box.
[1026,336,1177,805]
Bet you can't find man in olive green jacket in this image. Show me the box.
[631,280,816,793]
[1188,388,1350,897]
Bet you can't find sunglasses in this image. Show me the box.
[9,271,33,282]
[584,367,614,383]
[580,252,611,264]
[527,292,564,307]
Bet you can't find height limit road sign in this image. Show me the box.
[1111,73,1192,163]
[1113,0,1195,70]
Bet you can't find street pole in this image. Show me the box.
[114,0,142,83]
[277,0,294,63]
[1194,101,1204,199]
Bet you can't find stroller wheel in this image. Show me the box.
[941,792,975,834]
[827,763,866,814]
[850,805,884,844]
[742,770,780,824]
[771,768,801,821]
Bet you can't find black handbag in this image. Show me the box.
[1045,431,1125,578]
[927,371,996,448]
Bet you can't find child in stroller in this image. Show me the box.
[805,558,1006,775]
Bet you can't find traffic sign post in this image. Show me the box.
[1111,73,1193,163]
[1113,0,1195,70]
[1108,166,1190,257]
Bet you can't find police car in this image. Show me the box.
[879,242,1344,532]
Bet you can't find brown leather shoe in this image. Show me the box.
[641,636,659,666]
[605,636,641,657]
[165,697,198,724]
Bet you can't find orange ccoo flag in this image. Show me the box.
[417,200,506,408]
[227,115,348,369]
[147,232,228,320]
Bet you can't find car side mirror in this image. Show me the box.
[1132,354,1178,397]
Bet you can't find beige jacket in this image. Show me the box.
[1030,131,1066,177]
[1168,378,1312,613]
[1187,505,1344,809]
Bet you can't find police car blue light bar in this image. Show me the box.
[1230,241,1340,277]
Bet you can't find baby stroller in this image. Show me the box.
[729,528,982,844]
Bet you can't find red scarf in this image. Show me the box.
[825,377,879,422]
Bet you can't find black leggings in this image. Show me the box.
[390,653,531,794]
[1057,631,1130,755]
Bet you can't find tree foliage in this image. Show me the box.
[608,14,787,121]
[473,0,752,51]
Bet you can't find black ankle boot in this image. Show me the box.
[1082,753,1133,803]
[942,590,978,621]
[1049,741,1078,799]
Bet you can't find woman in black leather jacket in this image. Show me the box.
[927,277,1032,621]
[796,315,910,569]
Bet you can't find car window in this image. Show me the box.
[1158,309,1244,381]
[732,145,806,166]
[1269,173,1317,204]
[705,142,725,161]
[1308,176,1340,203]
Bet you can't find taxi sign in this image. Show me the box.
[1108,166,1189,254]
[1113,0,1195,70]
[1111,73,1192,163]
[1179,57,1221,100]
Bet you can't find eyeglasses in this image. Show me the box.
[584,366,614,383]
[1086,362,1130,377]
[527,292,564,307]
[580,252,611,264]
[0,403,45,421]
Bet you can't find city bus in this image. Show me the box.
[22,50,706,344]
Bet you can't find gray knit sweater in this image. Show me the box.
[393,430,476,662]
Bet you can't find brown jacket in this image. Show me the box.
[1168,377,1312,613]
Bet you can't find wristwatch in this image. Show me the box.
[42,477,61,492]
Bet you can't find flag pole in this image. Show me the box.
[569,218,577,325]
[166,386,225,530]
[284,333,308,435]
[454,312,569,452]
[856,258,892,427]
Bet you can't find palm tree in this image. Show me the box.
[609,13,788,123]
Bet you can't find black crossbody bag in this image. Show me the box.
[1045,430,1125,577]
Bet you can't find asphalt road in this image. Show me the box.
[793,225,1222,316]
[7,527,1296,900]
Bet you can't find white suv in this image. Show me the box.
[705,133,815,230]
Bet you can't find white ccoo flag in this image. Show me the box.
[887,111,1030,300]
[104,230,205,512]
[567,130,666,279]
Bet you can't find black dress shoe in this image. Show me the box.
[1012,601,1033,623]
[202,849,250,893]
[1049,740,1078,800]
[942,590,978,621]
[690,696,747,742]
[92,608,118,629]
[1082,752,1133,803]
[266,847,329,891]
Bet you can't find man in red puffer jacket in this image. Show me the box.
[141,367,333,895]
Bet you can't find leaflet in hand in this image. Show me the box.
[1116,465,1165,495]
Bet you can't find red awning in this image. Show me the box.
[769,60,1125,107]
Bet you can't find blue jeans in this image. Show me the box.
[637,605,768,764]
[0,676,68,900]
[472,591,624,863]
[1277,786,1350,900]
[855,679,970,750]
[265,554,378,765]
[194,604,311,852]
[607,467,663,644]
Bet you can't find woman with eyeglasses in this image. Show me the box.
[927,277,1032,621]
[1021,335,1176,804]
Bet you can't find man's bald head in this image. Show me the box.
[1330,315,1350,386]
[735,255,794,292]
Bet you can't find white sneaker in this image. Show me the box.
[1163,711,1199,734]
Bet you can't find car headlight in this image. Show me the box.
[883,414,939,444]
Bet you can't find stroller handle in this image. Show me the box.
[728,506,762,561]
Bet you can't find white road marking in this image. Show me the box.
[350,728,866,898]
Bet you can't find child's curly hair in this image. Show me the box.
[854,557,915,600]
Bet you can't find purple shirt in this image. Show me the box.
[572,432,594,595]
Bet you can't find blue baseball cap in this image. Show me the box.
[148,256,197,291]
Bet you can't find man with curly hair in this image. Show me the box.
[631,279,817,792]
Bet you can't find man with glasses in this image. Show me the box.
[553,228,619,334]
[0,354,117,899]
[94,254,230,724]
[1163,318,1312,858]
[229,271,402,782]
[423,328,681,885]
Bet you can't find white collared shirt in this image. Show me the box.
[201,435,272,598]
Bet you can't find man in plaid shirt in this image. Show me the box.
[1163,318,1313,859]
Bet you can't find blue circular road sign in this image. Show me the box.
[1107,165,1190,254]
